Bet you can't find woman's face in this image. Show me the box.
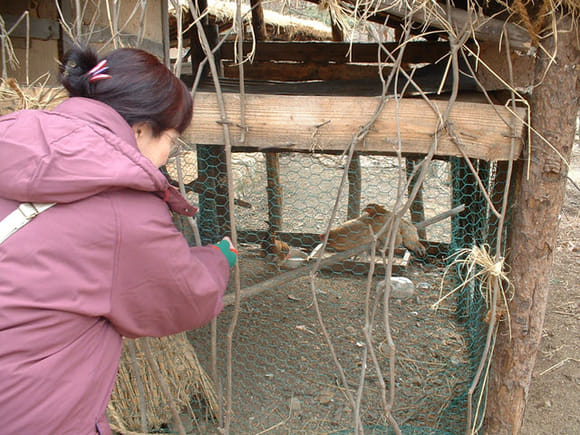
[133,123,179,167]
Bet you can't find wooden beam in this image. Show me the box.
[221,60,393,81]
[220,41,451,64]
[377,1,532,52]
[184,92,525,161]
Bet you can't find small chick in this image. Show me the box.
[268,237,290,262]
[260,221,290,263]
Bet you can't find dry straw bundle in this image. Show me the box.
[0,77,66,114]
[432,244,514,332]
[108,334,219,434]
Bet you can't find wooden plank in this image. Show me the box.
[220,41,451,64]
[222,60,393,81]
[184,92,525,161]
[3,15,60,40]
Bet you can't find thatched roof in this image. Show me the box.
[169,0,332,42]
[170,0,578,52]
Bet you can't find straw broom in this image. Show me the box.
[108,333,219,433]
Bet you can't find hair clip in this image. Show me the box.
[87,59,112,83]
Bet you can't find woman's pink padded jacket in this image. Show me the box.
[0,97,231,434]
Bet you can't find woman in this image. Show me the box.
[0,47,236,434]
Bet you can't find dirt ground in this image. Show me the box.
[520,141,580,434]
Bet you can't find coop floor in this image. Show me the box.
[188,261,480,435]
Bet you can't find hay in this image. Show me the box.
[108,333,219,433]
[170,0,332,41]
[432,244,514,333]
[0,77,66,115]
[209,1,332,40]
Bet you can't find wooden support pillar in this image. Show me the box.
[329,12,344,42]
[196,145,230,244]
[328,11,361,221]
[190,0,219,80]
[265,152,283,232]
[484,13,579,434]
[406,158,426,240]
[161,0,170,67]
[347,154,362,220]
[250,0,267,41]
[251,0,283,248]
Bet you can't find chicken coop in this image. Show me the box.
[1,0,578,434]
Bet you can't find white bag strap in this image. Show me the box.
[0,202,56,245]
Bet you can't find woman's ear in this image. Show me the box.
[132,122,146,139]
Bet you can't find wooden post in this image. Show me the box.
[329,8,361,221]
[265,152,283,232]
[161,0,170,67]
[406,158,426,239]
[190,0,219,80]
[251,0,283,248]
[484,13,579,434]
[249,0,267,41]
[329,12,344,42]
[347,154,362,220]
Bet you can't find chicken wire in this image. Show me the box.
[158,146,509,434]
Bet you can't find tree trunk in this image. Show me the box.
[484,13,579,434]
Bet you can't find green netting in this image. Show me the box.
[161,146,511,434]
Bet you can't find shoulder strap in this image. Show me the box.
[0,202,56,245]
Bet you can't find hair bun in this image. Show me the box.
[59,47,100,97]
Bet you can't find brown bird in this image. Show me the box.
[261,222,290,263]
[324,203,426,257]
[263,237,290,262]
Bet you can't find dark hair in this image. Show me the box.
[58,47,192,136]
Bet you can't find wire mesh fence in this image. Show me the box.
[159,146,509,434]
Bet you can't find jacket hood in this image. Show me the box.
[0,97,196,216]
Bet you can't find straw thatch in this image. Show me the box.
[169,0,332,41]
[319,0,579,41]
[211,1,332,40]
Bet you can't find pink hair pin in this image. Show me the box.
[87,59,112,83]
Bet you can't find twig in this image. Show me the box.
[187,1,243,432]
[128,340,148,433]
[414,204,465,230]
[538,358,580,377]
[567,175,580,193]
[552,310,579,317]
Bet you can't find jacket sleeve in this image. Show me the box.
[106,191,231,338]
